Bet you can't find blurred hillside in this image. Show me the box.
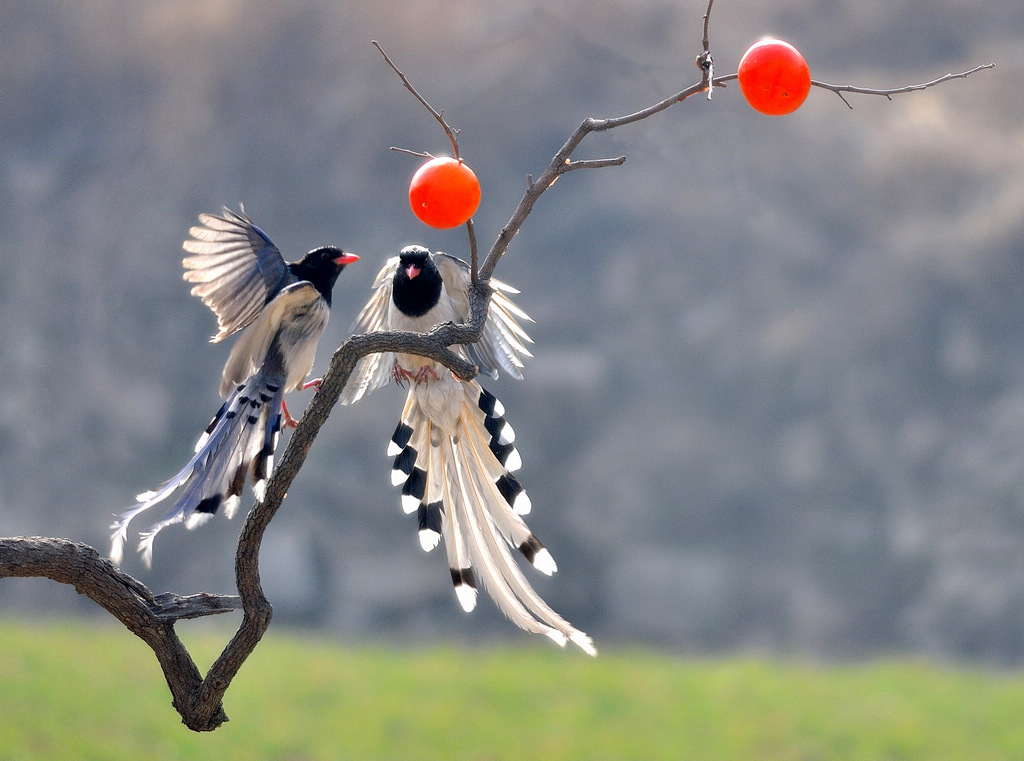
[2,0,1023,662]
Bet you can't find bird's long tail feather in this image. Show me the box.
[388,381,595,655]
[110,375,284,566]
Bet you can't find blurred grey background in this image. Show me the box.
[2,0,1022,663]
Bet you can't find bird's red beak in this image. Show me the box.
[406,264,421,279]
[334,253,360,266]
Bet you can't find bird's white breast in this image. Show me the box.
[279,297,330,390]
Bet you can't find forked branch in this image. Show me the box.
[372,40,461,159]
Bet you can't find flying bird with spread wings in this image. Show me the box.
[111,208,358,566]
[342,245,595,655]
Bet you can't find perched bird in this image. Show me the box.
[111,208,358,566]
[342,245,595,655]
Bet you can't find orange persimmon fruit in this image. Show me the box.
[737,38,811,116]
[409,156,481,228]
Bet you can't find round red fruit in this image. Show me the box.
[408,156,481,229]
[737,38,811,116]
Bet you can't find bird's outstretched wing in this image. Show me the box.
[432,253,534,380]
[340,253,535,406]
[182,207,292,341]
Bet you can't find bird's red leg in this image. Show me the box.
[413,366,440,383]
[392,364,439,385]
[282,378,323,429]
[393,364,412,387]
[281,399,300,429]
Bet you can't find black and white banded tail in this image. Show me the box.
[386,379,594,655]
[110,373,284,566]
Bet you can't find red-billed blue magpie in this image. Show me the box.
[342,245,595,655]
[111,208,358,566]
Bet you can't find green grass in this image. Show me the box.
[2,618,1024,761]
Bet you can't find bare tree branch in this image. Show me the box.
[811,63,997,109]
[173,324,487,728]
[0,537,232,730]
[563,157,628,173]
[0,323,486,730]
[372,40,461,158]
[373,42,485,282]
[697,0,717,99]
[477,75,712,283]
[466,217,480,282]
[389,146,434,159]
[152,592,241,621]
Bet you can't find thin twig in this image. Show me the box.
[466,218,479,283]
[477,76,718,283]
[373,40,461,159]
[151,592,241,621]
[563,157,627,172]
[702,0,714,52]
[375,39,481,281]
[390,147,434,159]
[813,63,996,109]
[697,0,716,99]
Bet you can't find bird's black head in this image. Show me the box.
[393,245,443,318]
[289,246,359,304]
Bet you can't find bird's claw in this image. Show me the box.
[392,364,409,388]
[415,366,439,383]
[281,400,300,429]
[280,378,322,429]
[393,364,440,386]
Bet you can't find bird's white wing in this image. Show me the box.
[182,207,292,341]
[338,256,400,405]
[433,253,534,380]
